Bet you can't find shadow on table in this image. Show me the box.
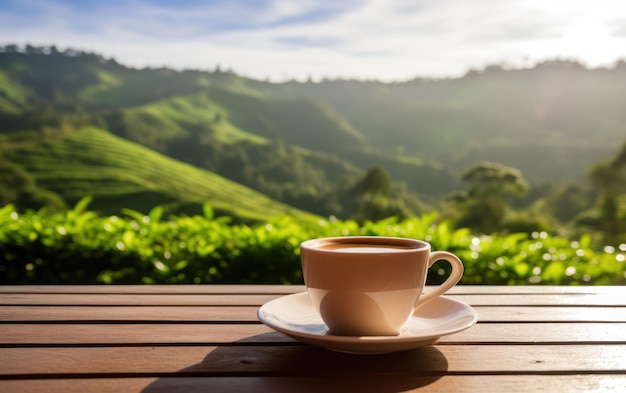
[141,332,448,393]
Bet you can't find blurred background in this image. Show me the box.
[1,0,625,284]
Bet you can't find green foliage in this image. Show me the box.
[269,61,625,186]
[2,127,316,221]
[1,202,624,286]
[581,138,626,245]
[0,70,27,113]
[452,161,530,234]
[454,196,507,234]
[2,46,626,245]
[207,86,368,155]
[0,157,67,212]
[350,166,392,197]
[461,161,528,197]
[104,91,265,149]
[544,181,589,222]
[340,166,420,223]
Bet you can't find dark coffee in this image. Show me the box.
[318,242,415,252]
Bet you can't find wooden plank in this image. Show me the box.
[1,323,626,345]
[0,306,259,322]
[1,285,623,295]
[452,285,626,295]
[1,285,625,393]
[1,375,626,393]
[444,323,626,344]
[0,294,281,306]
[2,305,626,323]
[1,345,625,376]
[0,285,304,295]
[475,306,626,322]
[0,323,277,345]
[2,293,625,307]
[449,294,626,307]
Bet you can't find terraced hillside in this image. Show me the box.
[2,46,625,223]
[2,127,316,222]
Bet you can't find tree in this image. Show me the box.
[587,139,626,244]
[350,166,391,197]
[344,166,413,223]
[454,161,529,233]
[462,161,528,198]
[545,181,588,222]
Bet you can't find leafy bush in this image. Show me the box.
[1,199,625,285]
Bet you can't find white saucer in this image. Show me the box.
[258,292,478,354]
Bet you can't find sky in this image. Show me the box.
[2,0,626,82]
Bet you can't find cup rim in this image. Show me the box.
[300,236,429,253]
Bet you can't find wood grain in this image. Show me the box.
[0,285,303,295]
[2,284,622,295]
[1,345,625,376]
[2,285,625,393]
[1,375,626,393]
[2,305,625,322]
[2,293,624,307]
[1,323,625,345]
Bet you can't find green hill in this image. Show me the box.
[262,62,625,184]
[1,126,316,221]
[2,45,625,222]
[104,90,266,150]
[205,86,368,154]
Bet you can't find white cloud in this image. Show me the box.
[1,0,626,81]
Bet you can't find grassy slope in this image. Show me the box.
[8,50,623,197]
[120,90,266,145]
[115,88,459,199]
[4,127,317,221]
[0,51,454,195]
[0,70,27,114]
[207,85,368,154]
[112,84,369,155]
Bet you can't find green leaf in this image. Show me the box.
[72,196,93,215]
[513,262,530,276]
[174,260,189,271]
[122,231,135,246]
[203,204,214,220]
[75,211,97,230]
[148,206,163,223]
[0,204,15,216]
[579,234,592,249]
[121,208,146,222]
[543,261,565,283]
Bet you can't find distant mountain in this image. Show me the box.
[257,61,626,184]
[1,45,624,219]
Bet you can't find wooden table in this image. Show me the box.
[1,285,626,392]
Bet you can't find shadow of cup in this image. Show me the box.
[141,332,448,393]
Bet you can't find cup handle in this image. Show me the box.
[415,251,464,309]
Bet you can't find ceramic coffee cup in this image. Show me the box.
[300,236,464,336]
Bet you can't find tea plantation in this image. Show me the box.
[1,200,624,285]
